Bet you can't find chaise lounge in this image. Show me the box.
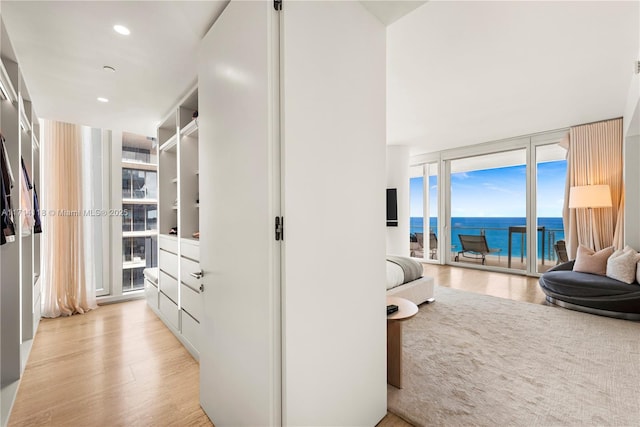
[455,234,501,265]
[539,260,640,320]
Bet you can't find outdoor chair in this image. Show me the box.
[455,234,501,265]
[429,232,438,259]
[554,240,569,264]
[409,232,438,259]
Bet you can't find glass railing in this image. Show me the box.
[410,223,565,266]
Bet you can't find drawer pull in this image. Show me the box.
[190,271,204,279]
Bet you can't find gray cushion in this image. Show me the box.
[540,270,639,297]
[539,261,640,315]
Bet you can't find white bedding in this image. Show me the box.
[386,261,405,290]
[386,257,435,305]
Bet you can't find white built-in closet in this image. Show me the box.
[0,16,41,427]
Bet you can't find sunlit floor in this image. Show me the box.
[420,262,547,305]
[8,300,212,427]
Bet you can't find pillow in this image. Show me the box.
[573,245,614,275]
[606,246,640,284]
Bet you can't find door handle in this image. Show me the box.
[190,270,204,279]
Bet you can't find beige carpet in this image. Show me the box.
[388,286,640,427]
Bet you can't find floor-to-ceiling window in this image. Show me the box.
[410,130,568,275]
[409,162,439,261]
[535,140,568,273]
[450,149,527,270]
[409,165,425,258]
[121,133,158,292]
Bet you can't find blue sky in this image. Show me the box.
[410,160,567,218]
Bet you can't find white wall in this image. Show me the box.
[623,50,640,248]
[281,1,387,425]
[386,146,410,256]
[625,136,640,249]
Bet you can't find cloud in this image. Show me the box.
[481,182,516,194]
[453,172,471,180]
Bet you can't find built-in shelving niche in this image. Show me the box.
[0,16,42,427]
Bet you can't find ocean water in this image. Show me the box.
[410,217,564,259]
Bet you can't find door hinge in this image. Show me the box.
[274,0,282,11]
[275,216,284,241]
[199,284,204,293]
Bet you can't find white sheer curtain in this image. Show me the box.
[562,118,624,259]
[41,120,97,317]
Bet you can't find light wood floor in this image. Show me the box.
[8,300,212,427]
[9,264,544,427]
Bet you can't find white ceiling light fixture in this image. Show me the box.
[113,24,130,36]
[103,65,116,72]
[97,97,109,103]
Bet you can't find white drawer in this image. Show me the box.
[181,309,200,351]
[180,256,201,291]
[181,239,200,261]
[159,249,179,279]
[159,270,178,304]
[159,234,178,254]
[159,292,179,330]
[181,283,201,321]
[145,279,158,308]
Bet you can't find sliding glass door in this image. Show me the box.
[409,163,439,261]
[409,130,569,276]
[534,140,568,273]
[449,149,527,271]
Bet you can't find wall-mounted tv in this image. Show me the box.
[386,188,398,227]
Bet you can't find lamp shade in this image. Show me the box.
[569,185,612,209]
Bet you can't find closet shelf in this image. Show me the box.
[159,134,178,152]
[181,119,199,138]
[0,58,17,102]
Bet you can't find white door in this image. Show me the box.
[198,1,281,426]
[280,2,387,426]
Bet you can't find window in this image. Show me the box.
[450,149,527,270]
[121,132,158,293]
[409,130,569,275]
[535,142,567,273]
[409,163,439,260]
[122,168,157,200]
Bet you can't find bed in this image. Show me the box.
[386,255,435,305]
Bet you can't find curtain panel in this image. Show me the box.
[41,121,97,317]
[562,118,624,258]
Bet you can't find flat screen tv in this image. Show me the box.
[386,188,398,227]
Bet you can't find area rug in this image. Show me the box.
[388,286,640,427]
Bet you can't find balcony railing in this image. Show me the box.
[410,224,565,268]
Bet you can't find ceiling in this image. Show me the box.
[387,1,640,155]
[2,1,228,137]
[361,0,426,26]
[3,1,637,154]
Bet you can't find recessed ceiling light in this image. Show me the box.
[97,97,109,103]
[113,24,130,36]
[103,65,116,72]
